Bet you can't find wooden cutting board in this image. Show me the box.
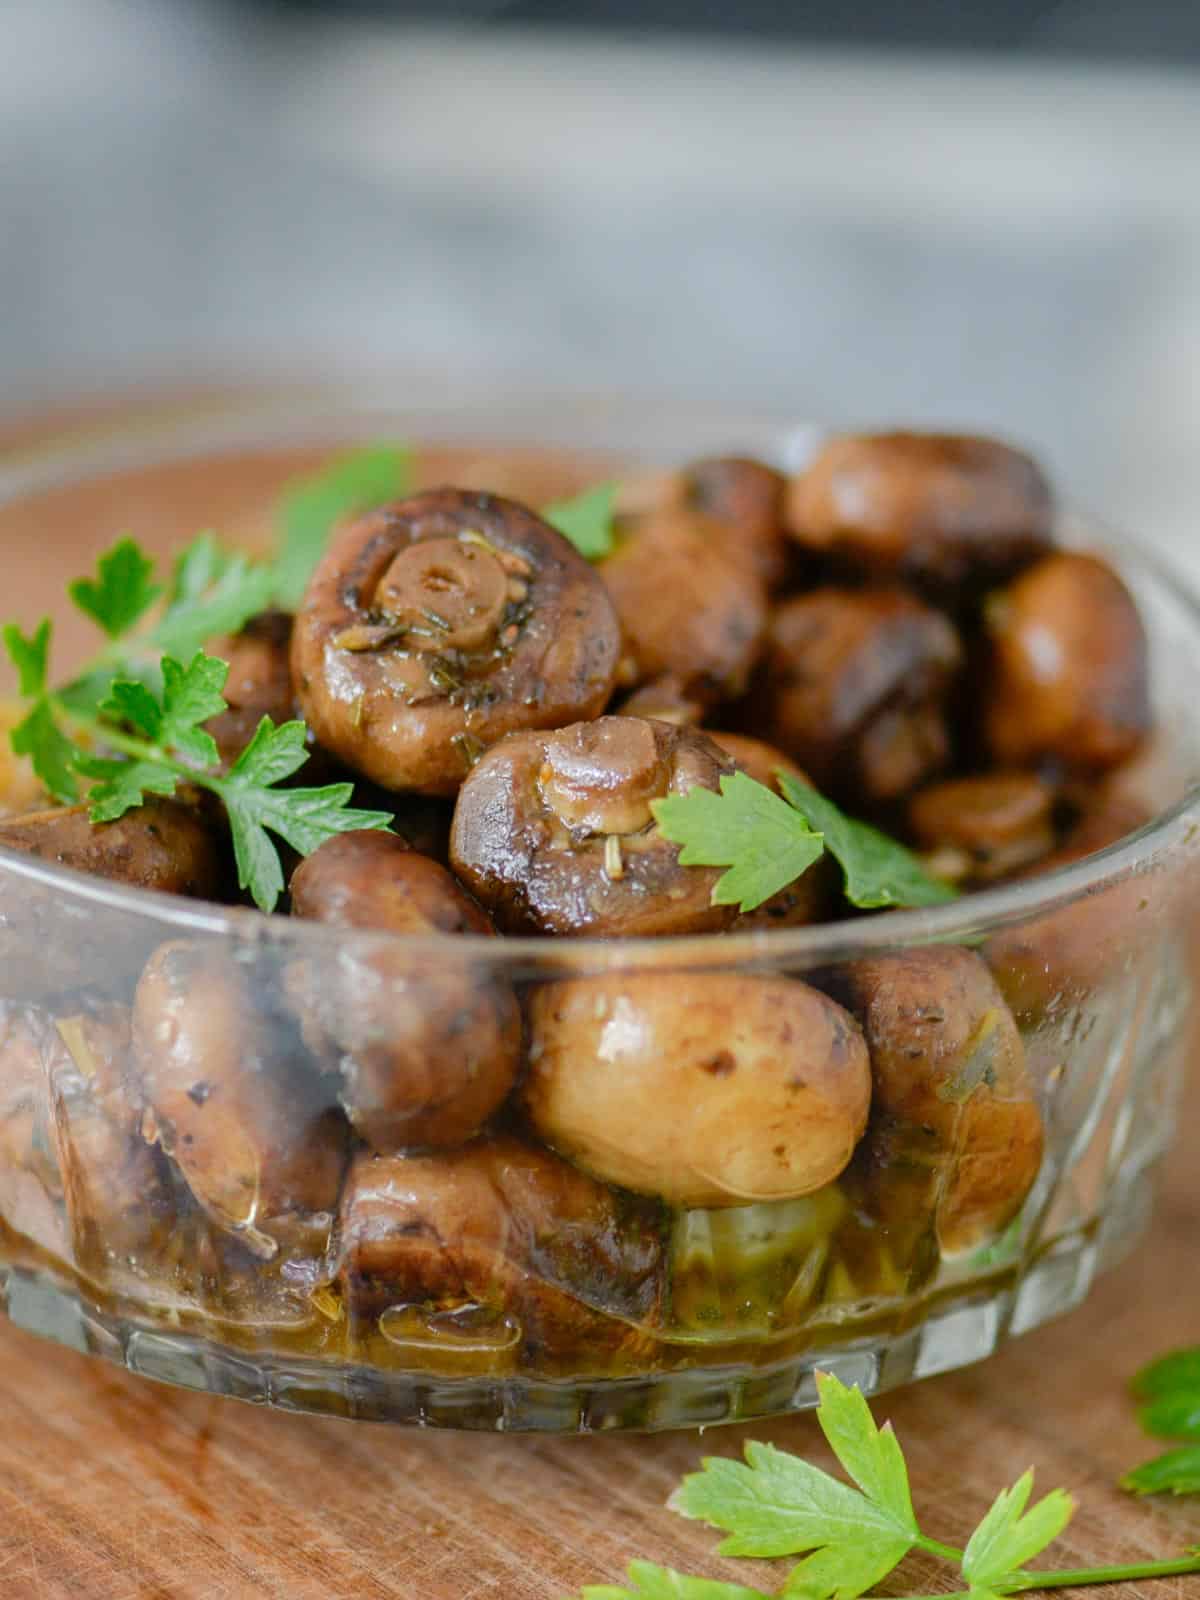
[0,402,1197,1598]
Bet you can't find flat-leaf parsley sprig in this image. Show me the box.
[4,536,392,912]
[569,1373,1200,1600]
[651,771,956,915]
[1123,1346,1200,1497]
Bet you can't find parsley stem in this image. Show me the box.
[1000,1552,1200,1591]
[916,1537,967,1565]
[52,699,177,770]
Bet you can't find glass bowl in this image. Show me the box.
[0,392,1197,1433]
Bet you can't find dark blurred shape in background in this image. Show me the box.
[254,0,1200,63]
[2,0,1199,573]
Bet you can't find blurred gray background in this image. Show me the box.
[3,0,1199,569]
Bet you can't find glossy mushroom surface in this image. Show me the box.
[786,432,1054,593]
[335,1137,668,1363]
[292,489,622,795]
[0,798,225,899]
[983,552,1151,775]
[598,508,767,704]
[450,717,739,936]
[523,974,871,1208]
[132,941,349,1260]
[908,772,1057,884]
[820,947,1044,1258]
[753,587,963,807]
[288,831,521,1151]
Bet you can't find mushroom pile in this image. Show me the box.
[0,431,1155,1373]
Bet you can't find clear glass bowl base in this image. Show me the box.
[0,1159,1158,1433]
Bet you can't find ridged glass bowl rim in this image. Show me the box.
[3,384,1199,976]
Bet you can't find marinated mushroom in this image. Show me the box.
[335,1136,667,1364]
[985,792,1153,1019]
[684,456,790,588]
[291,489,622,796]
[786,432,1054,593]
[619,457,790,589]
[449,716,739,937]
[46,1004,180,1280]
[205,609,299,767]
[598,507,768,703]
[907,772,1057,884]
[0,799,231,1002]
[753,588,963,807]
[983,552,1151,775]
[288,830,522,1151]
[616,673,706,728]
[0,1005,68,1260]
[0,797,226,898]
[819,947,1044,1259]
[523,974,871,1208]
[133,941,349,1260]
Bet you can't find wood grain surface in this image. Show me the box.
[0,404,1197,1599]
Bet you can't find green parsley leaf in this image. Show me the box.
[11,698,79,803]
[1123,1449,1200,1497]
[98,679,163,742]
[224,716,312,789]
[67,538,162,639]
[214,719,392,911]
[156,653,227,767]
[1131,1347,1200,1441]
[1121,1348,1200,1495]
[2,619,52,698]
[961,1473,1074,1591]
[275,445,413,609]
[544,481,618,561]
[776,775,957,910]
[77,755,179,823]
[1134,1348,1200,1402]
[578,1564,769,1599]
[154,533,277,660]
[671,1374,918,1599]
[811,1372,918,1532]
[652,771,825,913]
[1139,1393,1200,1442]
[571,1369,1200,1600]
[2,603,392,909]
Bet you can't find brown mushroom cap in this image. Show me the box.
[617,456,789,589]
[819,946,1044,1257]
[290,829,493,936]
[599,507,768,703]
[786,432,1054,591]
[615,673,706,728]
[983,552,1151,774]
[335,1136,667,1363]
[287,831,521,1152]
[0,797,226,899]
[984,792,1153,1018]
[523,973,872,1208]
[133,941,348,1258]
[291,489,622,797]
[449,716,739,937]
[685,456,790,588]
[206,609,298,768]
[0,1004,72,1259]
[754,587,963,806]
[47,1004,180,1277]
[908,772,1057,884]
